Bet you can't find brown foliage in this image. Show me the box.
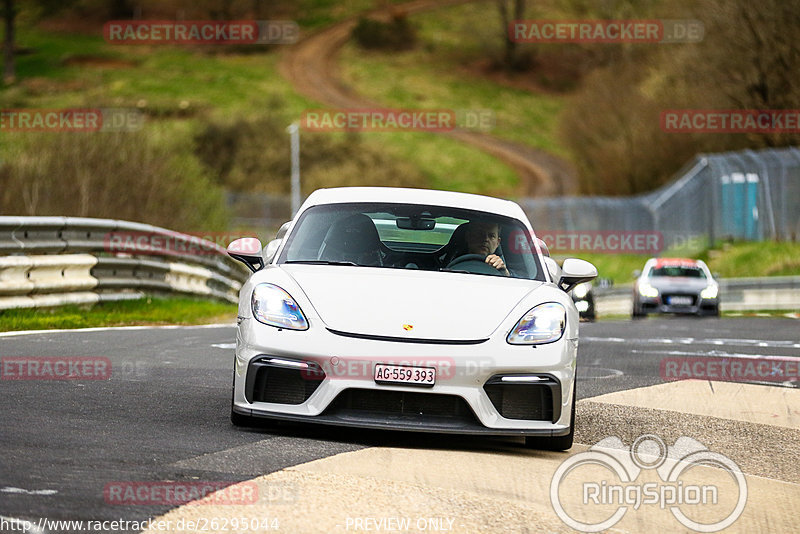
[0,130,229,231]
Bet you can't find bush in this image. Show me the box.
[0,129,229,232]
[193,113,428,195]
[352,14,417,51]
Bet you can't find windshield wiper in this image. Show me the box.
[284,260,360,266]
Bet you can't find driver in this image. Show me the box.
[465,221,509,276]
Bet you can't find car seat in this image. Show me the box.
[319,214,383,266]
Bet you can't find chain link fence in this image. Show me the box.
[521,146,800,250]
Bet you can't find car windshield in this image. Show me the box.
[278,202,545,281]
[650,266,706,278]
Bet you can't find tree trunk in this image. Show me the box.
[3,0,15,85]
[497,0,526,70]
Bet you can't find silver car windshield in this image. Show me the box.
[650,266,706,278]
[278,202,545,281]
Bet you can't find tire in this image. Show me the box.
[525,381,576,451]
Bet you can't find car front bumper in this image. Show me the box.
[637,295,719,314]
[232,318,577,437]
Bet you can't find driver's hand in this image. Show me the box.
[486,254,509,276]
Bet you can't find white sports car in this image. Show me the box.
[226,187,596,450]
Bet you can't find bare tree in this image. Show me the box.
[497,0,525,70]
[3,0,15,84]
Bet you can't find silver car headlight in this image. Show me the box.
[639,282,659,298]
[700,284,719,299]
[251,283,309,330]
[507,302,566,345]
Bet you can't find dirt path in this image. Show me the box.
[278,0,578,197]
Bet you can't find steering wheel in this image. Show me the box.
[445,254,503,275]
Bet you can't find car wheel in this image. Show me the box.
[525,381,576,451]
[632,304,646,319]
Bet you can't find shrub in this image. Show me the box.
[351,14,417,51]
[0,129,229,231]
[193,113,428,195]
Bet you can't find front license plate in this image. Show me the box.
[669,296,693,306]
[374,364,435,387]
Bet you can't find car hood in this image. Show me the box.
[647,277,712,291]
[282,265,542,341]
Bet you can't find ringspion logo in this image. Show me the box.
[551,434,747,532]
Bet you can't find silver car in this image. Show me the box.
[226,187,597,450]
[632,258,720,317]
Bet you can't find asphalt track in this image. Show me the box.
[1,317,798,533]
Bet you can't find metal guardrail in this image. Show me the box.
[0,217,250,310]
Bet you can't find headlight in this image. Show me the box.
[507,302,566,345]
[700,284,719,299]
[572,283,590,299]
[639,283,659,298]
[251,283,309,330]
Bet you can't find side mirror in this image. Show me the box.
[227,238,264,273]
[632,269,642,278]
[560,258,597,292]
[263,239,281,264]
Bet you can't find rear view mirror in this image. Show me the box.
[560,258,597,292]
[227,238,264,273]
[633,269,642,278]
[396,217,436,230]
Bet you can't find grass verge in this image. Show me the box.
[339,3,567,155]
[0,297,236,332]
[566,241,800,286]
